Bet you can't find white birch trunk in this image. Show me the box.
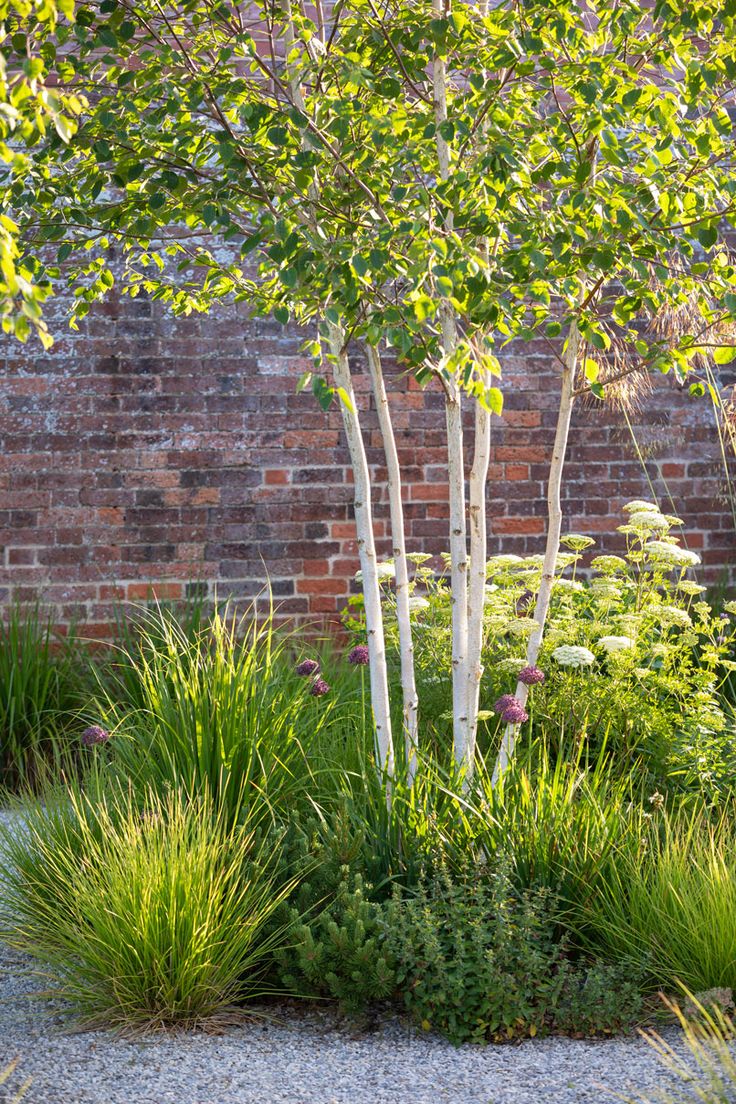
[366,343,419,780]
[328,324,395,780]
[465,380,491,779]
[491,320,583,785]
[444,375,470,767]
[284,4,395,784]
[432,0,470,769]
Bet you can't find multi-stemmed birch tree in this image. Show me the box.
[7,0,736,784]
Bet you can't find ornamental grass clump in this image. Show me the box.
[627,997,736,1104]
[578,810,736,995]
[96,603,349,825]
[0,787,295,1031]
[0,603,89,790]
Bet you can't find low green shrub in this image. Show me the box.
[579,810,736,993]
[0,786,295,1030]
[278,870,396,1012]
[383,864,643,1044]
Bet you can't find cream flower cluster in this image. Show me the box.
[552,645,596,668]
[354,561,395,583]
[644,541,701,568]
[597,635,635,653]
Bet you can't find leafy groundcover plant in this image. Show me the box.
[0,786,295,1031]
[277,853,644,1042]
[383,864,643,1044]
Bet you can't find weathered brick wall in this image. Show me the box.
[1,284,734,632]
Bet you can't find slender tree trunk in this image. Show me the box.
[284,2,395,784]
[465,379,491,779]
[366,343,419,780]
[444,376,470,767]
[328,324,395,781]
[492,320,583,785]
[432,0,470,768]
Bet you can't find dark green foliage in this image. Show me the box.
[552,961,646,1038]
[383,865,644,1044]
[268,807,396,1012]
[278,871,396,1013]
[0,604,89,789]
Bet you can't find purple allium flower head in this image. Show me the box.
[348,645,370,666]
[81,725,110,747]
[296,658,320,677]
[721,613,730,621]
[518,665,545,686]
[493,694,517,715]
[310,677,330,697]
[501,700,529,725]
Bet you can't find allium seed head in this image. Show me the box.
[493,694,517,715]
[502,701,529,725]
[518,665,545,686]
[81,725,110,747]
[296,659,320,677]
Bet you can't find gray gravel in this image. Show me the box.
[0,808,683,1104]
[0,945,685,1104]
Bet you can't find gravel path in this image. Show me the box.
[0,946,682,1104]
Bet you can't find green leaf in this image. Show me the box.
[584,357,600,383]
[713,346,736,365]
[697,225,718,249]
[336,387,355,415]
[481,387,503,415]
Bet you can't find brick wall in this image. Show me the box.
[1,284,734,633]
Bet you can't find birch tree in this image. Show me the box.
[7,0,736,786]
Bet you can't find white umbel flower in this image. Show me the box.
[598,635,635,653]
[591,555,628,573]
[623,499,660,512]
[354,561,395,583]
[552,645,596,668]
[657,605,693,628]
[644,541,701,568]
[408,596,430,612]
[555,578,584,592]
[560,533,596,551]
[627,511,670,530]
